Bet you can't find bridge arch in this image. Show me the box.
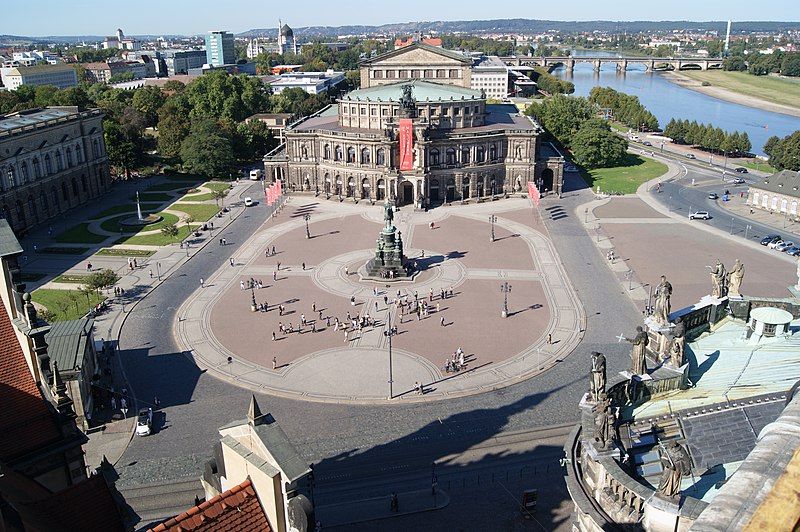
[678,63,703,71]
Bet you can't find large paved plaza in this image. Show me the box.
[175,197,584,402]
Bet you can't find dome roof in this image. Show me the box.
[280,24,293,37]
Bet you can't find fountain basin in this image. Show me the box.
[119,214,163,228]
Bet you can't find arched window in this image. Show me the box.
[92,139,99,159]
[324,144,331,159]
[75,143,83,163]
[71,178,79,197]
[66,147,73,167]
[81,175,88,192]
[752,192,760,206]
[771,197,778,210]
[461,148,470,164]
[446,148,456,165]
[15,200,25,225]
[27,196,36,221]
[334,145,343,161]
[20,161,29,183]
[61,182,69,201]
[45,154,53,175]
[792,201,798,215]
[489,144,497,161]
[361,148,370,164]
[32,158,41,179]
[430,149,440,166]
[51,186,59,211]
[40,191,49,216]
[476,147,485,163]
[55,150,63,171]
[762,194,768,208]
[781,199,788,213]
[376,149,385,166]
[6,166,15,188]
[346,147,356,163]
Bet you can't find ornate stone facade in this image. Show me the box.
[0,107,111,235]
[265,47,562,208]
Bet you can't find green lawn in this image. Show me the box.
[32,288,106,321]
[53,273,89,284]
[89,203,162,220]
[739,159,779,174]
[114,224,196,246]
[96,248,156,257]
[146,182,193,192]
[135,192,174,202]
[99,212,179,233]
[181,192,216,202]
[171,203,219,221]
[678,70,800,110]
[581,154,669,194]
[55,223,108,244]
[204,181,232,192]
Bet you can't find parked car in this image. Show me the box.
[249,169,262,180]
[643,141,652,147]
[731,177,746,184]
[786,246,800,256]
[689,211,710,220]
[761,234,782,246]
[136,408,152,437]
[244,197,254,207]
[685,153,696,159]
[708,192,719,200]
[768,239,786,249]
[776,241,795,252]
[735,167,748,174]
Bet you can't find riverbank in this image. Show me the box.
[662,71,800,118]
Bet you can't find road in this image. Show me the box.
[115,173,640,528]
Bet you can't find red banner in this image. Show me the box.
[399,119,414,171]
[528,181,540,208]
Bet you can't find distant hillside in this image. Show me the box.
[239,19,800,38]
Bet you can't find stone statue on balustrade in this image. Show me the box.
[593,393,615,451]
[669,317,686,368]
[589,351,606,402]
[653,275,673,327]
[656,440,692,500]
[625,326,649,375]
[709,259,727,298]
[728,259,745,298]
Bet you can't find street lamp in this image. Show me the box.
[489,214,497,242]
[303,213,311,239]
[730,217,735,234]
[500,282,512,318]
[156,261,161,281]
[250,286,257,311]
[384,311,397,399]
[745,224,752,240]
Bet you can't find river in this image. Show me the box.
[551,50,800,155]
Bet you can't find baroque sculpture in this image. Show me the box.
[709,259,727,298]
[364,199,410,280]
[593,393,615,450]
[653,275,673,327]
[656,440,692,500]
[625,326,649,375]
[669,317,686,368]
[589,351,606,403]
[728,259,745,298]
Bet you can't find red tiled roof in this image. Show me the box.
[395,37,443,48]
[19,474,125,531]
[150,478,271,532]
[0,301,62,461]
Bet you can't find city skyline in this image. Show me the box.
[2,0,799,37]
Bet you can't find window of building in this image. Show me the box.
[15,200,25,225]
[436,69,446,78]
[462,148,470,163]
[454,107,460,116]
[71,178,78,197]
[360,107,367,115]
[347,147,356,163]
[371,107,377,116]
[76,144,83,163]
[335,145,343,161]
[33,158,41,178]
[361,148,370,164]
[474,106,480,114]
[771,197,779,210]
[476,146,485,163]
[350,106,356,114]
[442,107,449,116]
[92,140,99,159]
[399,70,408,79]
[20,162,28,183]
[381,108,388,116]
[55,151,63,171]
[446,148,456,165]
[763,322,777,336]
[50,187,58,210]
[489,144,497,161]
[412,70,421,78]
[81,175,88,192]
[374,70,384,79]
[324,144,331,159]
[376,149,385,166]
[66,147,73,167]
[386,70,396,79]
[425,69,435,78]
[430,149,440,166]
[781,199,788,212]
[393,108,398,116]
[6,167,15,188]
[449,69,459,78]
[61,182,69,201]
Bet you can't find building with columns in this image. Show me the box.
[0,107,111,236]
[265,44,562,208]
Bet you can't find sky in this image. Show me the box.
[2,0,798,37]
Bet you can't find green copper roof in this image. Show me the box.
[343,80,482,103]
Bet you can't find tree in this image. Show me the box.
[767,131,800,171]
[212,188,228,208]
[156,96,191,159]
[723,56,747,72]
[571,122,628,168]
[162,80,186,93]
[85,269,120,294]
[104,120,139,175]
[781,53,800,77]
[525,94,593,147]
[180,119,235,178]
[185,70,269,122]
[160,223,180,243]
[764,135,781,157]
[132,86,166,127]
[736,132,752,155]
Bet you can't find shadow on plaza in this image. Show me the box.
[312,383,579,531]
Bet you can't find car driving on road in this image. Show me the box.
[685,153,696,159]
[761,234,782,246]
[689,211,710,220]
[136,407,152,437]
[708,192,719,200]
[735,167,748,173]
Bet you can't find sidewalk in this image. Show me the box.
[315,488,449,528]
[718,196,800,241]
[65,178,260,469]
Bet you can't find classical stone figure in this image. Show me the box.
[626,326,649,375]
[710,259,727,298]
[593,394,614,450]
[657,440,692,500]
[399,85,415,116]
[653,275,672,327]
[728,259,745,298]
[589,351,606,402]
[383,198,394,226]
[515,143,523,160]
[669,317,686,368]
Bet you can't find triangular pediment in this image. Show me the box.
[363,42,471,67]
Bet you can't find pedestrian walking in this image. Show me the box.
[272,356,277,370]
[345,266,349,275]
[312,302,316,312]
[265,250,269,259]
[240,280,245,290]
[273,271,277,281]
[271,246,276,255]
[301,314,306,325]
[149,269,153,278]
[272,331,276,341]
[311,322,316,333]
[436,302,440,313]
[154,396,160,409]
[351,296,356,306]
[547,333,552,344]
[133,258,138,268]
[390,493,399,512]
[326,316,331,327]
[87,262,93,271]
[222,238,227,246]
[429,288,433,301]
[230,258,234,267]
[383,295,388,306]
[220,238,224,245]
[111,396,117,411]
[200,277,205,288]
[375,301,379,312]
[344,330,349,343]
[440,316,445,327]
[302,262,306,270]
[277,261,281,271]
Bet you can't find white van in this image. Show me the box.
[249,169,262,181]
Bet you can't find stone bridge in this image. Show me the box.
[500,56,724,72]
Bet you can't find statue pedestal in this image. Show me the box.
[643,494,681,531]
